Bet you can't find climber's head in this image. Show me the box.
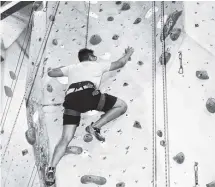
[78,48,97,62]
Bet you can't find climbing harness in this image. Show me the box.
[85,1,91,48]
[161,1,171,187]
[194,162,199,187]
[0,7,34,133]
[178,51,183,74]
[152,2,157,187]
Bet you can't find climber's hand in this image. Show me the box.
[125,46,134,56]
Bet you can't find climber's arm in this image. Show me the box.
[109,47,134,71]
[48,66,65,77]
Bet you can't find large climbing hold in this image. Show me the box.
[207,181,215,187]
[196,70,209,80]
[160,10,183,41]
[9,71,16,80]
[25,127,36,145]
[116,182,125,187]
[90,34,102,45]
[170,28,181,41]
[121,3,130,11]
[173,152,185,164]
[206,98,215,113]
[81,175,107,185]
[4,86,13,97]
[65,146,83,155]
[159,52,171,65]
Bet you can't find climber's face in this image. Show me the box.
[89,53,97,61]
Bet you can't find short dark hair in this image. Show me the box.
[78,48,94,62]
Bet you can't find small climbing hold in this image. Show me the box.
[9,71,16,80]
[38,37,42,42]
[1,56,4,62]
[123,82,128,87]
[196,70,209,80]
[173,152,185,164]
[116,182,125,187]
[137,61,143,66]
[195,24,199,27]
[65,146,83,155]
[25,127,36,145]
[47,84,53,92]
[4,86,13,97]
[159,52,171,65]
[116,1,122,5]
[107,16,114,21]
[121,3,130,11]
[206,181,215,187]
[84,134,93,142]
[160,140,166,147]
[90,34,102,45]
[99,9,103,12]
[170,28,181,41]
[133,18,141,24]
[52,39,58,45]
[206,98,215,113]
[157,130,163,137]
[81,175,107,185]
[1,130,4,134]
[133,121,142,129]
[22,149,28,156]
[112,34,119,40]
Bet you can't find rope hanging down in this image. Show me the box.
[161,1,171,187]
[85,1,91,48]
[152,2,157,187]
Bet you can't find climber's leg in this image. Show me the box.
[86,94,127,142]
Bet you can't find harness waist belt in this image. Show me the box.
[64,109,81,116]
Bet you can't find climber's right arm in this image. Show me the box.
[48,66,66,77]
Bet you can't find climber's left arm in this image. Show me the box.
[48,66,66,77]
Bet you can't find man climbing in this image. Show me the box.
[45,46,134,186]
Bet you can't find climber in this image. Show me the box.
[45,46,134,186]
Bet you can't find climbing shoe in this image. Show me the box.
[45,167,56,186]
[85,124,105,142]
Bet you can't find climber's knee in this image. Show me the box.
[114,98,128,114]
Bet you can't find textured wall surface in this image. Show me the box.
[1,1,215,187]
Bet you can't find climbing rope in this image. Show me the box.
[160,1,171,187]
[85,1,91,48]
[1,1,60,162]
[152,2,157,187]
[0,7,34,132]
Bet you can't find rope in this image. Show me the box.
[1,1,60,162]
[160,2,171,187]
[152,2,157,187]
[85,1,90,48]
[0,7,34,132]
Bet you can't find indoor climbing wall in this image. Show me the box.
[16,1,215,187]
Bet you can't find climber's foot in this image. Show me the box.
[85,124,105,142]
[45,167,56,186]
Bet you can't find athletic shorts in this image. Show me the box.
[63,88,117,126]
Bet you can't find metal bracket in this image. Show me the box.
[178,51,184,74]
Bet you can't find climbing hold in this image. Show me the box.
[47,84,53,92]
[195,24,199,27]
[90,34,102,45]
[137,61,143,66]
[196,70,209,80]
[9,71,16,80]
[80,175,107,185]
[4,86,13,97]
[116,1,122,5]
[133,121,142,129]
[173,152,185,164]
[65,146,83,155]
[112,34,119,40]
[1,130,4,134]
[159,52,171,65]
[22,149,28,156]
[160,140,166,147]
[25,127,36,145]
[206,98,215,113]
[107,16,114,21]
[121,3,130,11]
[99,9,103,12]
[160,10,183,41]
[116,182,125,187]
[206,181,215,187]
[52,39,58,45]
[157,130,163,137]
[84,134,93,142]
[1,56,4,62]
[133,18,141,24]
[170,28,181,41]
[123,82,128,87]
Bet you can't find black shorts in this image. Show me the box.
[63,88,117,126]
